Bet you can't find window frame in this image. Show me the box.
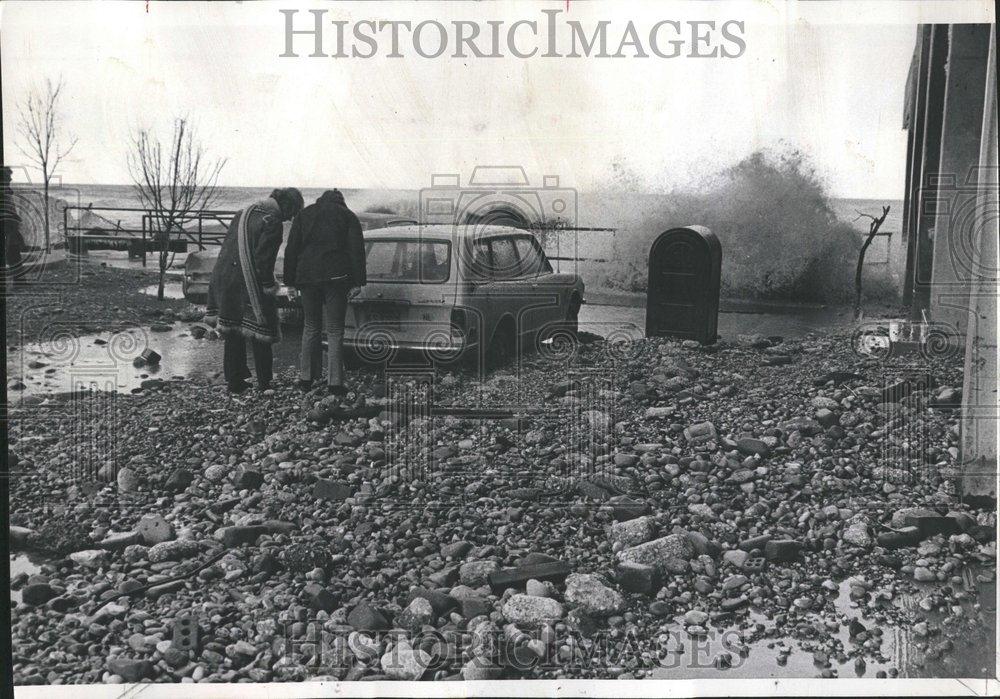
[363,237,453,284]
[487,236,521,280]
[511,234,552,277]
[464,233,554,280]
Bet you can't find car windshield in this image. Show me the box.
[365,239,451,283]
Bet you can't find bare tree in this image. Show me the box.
[16,77,78,251]
[126,119,225,300]
[853,205,890,320]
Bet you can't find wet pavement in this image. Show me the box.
[73,250,189,273]
[140,282,186,300]
[6,299,860,401]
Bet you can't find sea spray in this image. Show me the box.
[601,147,893,303]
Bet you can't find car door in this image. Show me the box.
[481,235,535,349]
[513,235,565,340]
[461,237,498,354]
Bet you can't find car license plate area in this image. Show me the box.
[364,303,402,328]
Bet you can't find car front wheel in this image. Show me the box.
[486,321,515,369]
[564,295,581,338]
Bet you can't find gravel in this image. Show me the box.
[6,329,995,683]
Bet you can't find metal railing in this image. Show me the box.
[62,206,238,267]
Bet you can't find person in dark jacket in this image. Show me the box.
[283,188,366,393]
[1,166,27,289]
[206,187,304,393]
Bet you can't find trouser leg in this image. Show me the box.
[5,245,24,288]
[251,340,273,388]
[299,286,323,382]
[223,334,248,387]
[325,284,348,387]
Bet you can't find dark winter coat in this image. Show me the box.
[205,197,284,343]
[283,190,366,288]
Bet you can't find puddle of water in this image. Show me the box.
[579,304,855,339]
[0,301,922,402]
[6,325,306,399]
[651,575,995,679]
[9,552,47,605]
[73,250,188,274]
[6,307,648,398]
[140,282,186,300]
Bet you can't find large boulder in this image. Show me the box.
[21,583,58,606]
[396,597,435,629]
[890,507,939,528]
[69,550,107,569]
[608,516,657,547]
[116,467,141,493]
[459,560,499,587]
[380,640,430,680]
[564,573,625,617]
[617,534,693,571]
[347,602,388,631]
[137,514,174,545]
[147,539,201,563]
[842,516,872,548]
[501,594,564,625]
[107,658,153,682]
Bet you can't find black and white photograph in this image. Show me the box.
[1,1,997,696]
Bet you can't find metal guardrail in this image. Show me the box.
[60,206,619,272]
[62,206,238,267]
[865,229,896,265]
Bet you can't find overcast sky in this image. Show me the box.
[0,1,992,198]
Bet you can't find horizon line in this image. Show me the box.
[16,180,906,203]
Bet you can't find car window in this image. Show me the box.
[489,237,520,279]
[469,240,492,279]
[365,239,451,283]
[514,236,548,276]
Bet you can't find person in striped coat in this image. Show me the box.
[206,187,303,393]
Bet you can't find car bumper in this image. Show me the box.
[340,335,476,354]
[184,279,303,308]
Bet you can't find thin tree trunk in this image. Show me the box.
[158,227,168,301]
[43,179,50,252]
[854,206,890,320]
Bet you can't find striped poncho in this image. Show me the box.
[205,197,284,343]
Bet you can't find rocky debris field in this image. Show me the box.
[7,328,996,684]
[5,264,196,348]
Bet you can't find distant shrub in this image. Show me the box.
[603,147,871,302]
[363,205,398,215]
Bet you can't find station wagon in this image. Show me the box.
[327,224,585,365]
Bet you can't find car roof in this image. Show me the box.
[357,212,416,224]
[362,224,531,240]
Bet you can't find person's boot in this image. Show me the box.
[227,379,251,394]
[328,384,348,396]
